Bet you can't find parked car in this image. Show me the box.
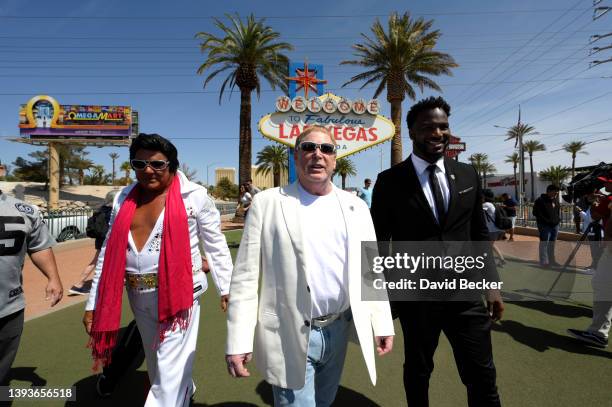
[43,208,93,242]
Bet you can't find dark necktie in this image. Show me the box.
[427,164,446,225]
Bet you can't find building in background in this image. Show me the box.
[250,165,289,189]
[215,167,236,185]
[485,173,549,201]
[0,163,6,178]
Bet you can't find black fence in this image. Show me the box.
[42,203,238,243]
[520,204,576,232]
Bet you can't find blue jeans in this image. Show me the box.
[537,223,559,265]
[272,310,352,407]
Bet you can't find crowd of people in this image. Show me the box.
[1,96,610,407]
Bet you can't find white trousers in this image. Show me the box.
[589,250,612,339]
[128,289,200,407]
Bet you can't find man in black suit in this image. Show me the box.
[371,96,504,406]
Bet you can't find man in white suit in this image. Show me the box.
[225,126,394,406]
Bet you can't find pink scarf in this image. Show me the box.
[88,175,193,369]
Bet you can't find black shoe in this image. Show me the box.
[96,374,115,398]
[567,329,608,349]
[69,285,90,295]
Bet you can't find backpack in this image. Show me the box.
[86,206,110,239]
[487,204,513,230]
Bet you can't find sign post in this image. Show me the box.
[445,135,466,161]
[286,62,327,183]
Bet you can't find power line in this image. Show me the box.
[0,43,588,51]
[452,1,590,118]
[0,9,592,20]
[451,0,586,113]
[453,23,596,134]
[0,30,602,41]
[0,57,587,65]
[481,117,612,158]
[0,74,606,87]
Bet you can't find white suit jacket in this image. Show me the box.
[226,182,394,389]
[86,170,233,311]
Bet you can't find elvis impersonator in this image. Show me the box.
[83,133,233,407]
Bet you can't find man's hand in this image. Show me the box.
[30,248,64,306]
[45,278,63,306]
[375,335,394,356]
[83,310,94,335]
[220,295,229,312]
[202,257,210,273]
[226,353,252,378]
[486,289,505,322]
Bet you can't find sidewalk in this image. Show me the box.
[22,221,243,321]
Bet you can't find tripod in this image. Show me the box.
[545,221,602,297]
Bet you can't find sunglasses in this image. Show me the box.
[130,159,170,171]
[297,141,336,155]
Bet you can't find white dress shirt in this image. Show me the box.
[410,154,450,222]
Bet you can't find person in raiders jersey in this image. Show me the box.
[0,190,63,385]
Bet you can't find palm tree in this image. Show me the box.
[539,165,569,186]
[180,163,198,180]
[109,152,119,185]
[196,14,292,188]
[505,123,538,146]
[562,141,588,179]
[504,152,520,198]
[255,145,288,187]
[341,12,458,166]
[523,140,546,201]
[482,162,497,189]
[120,161,131,185]
[334,158,357,190]
[468,153,489,188]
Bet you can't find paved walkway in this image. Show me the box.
[22,227,594,321]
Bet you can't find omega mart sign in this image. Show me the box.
[258,93,395,158]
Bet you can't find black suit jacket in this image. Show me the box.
[371,156,499,292]
[372,156,489,242]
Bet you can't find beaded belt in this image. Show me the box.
[126,273,158,290]
[126,269,202,291]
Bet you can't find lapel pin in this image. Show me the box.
[450,174,456,180]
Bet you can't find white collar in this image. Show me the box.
[410,154,446,176]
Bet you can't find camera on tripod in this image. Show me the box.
[562,162,612,204]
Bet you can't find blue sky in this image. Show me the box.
[0,0,611,187]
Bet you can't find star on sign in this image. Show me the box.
[286,61,328,99]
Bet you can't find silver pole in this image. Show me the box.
[517,106,526,225]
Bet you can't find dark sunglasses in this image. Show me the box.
[298,141,336,155]
[130,159,170,171]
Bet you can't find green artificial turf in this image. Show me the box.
[6,232,612,406]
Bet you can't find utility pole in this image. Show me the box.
[517,106,526,226]
[590,2,612,66]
